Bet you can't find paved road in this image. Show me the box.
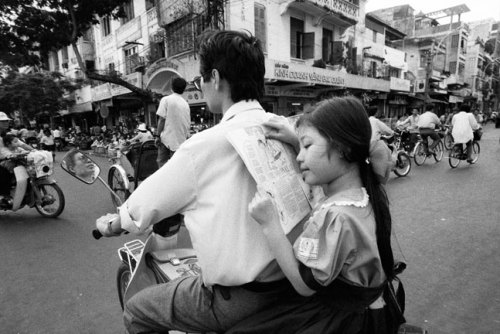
[1,124,499,333]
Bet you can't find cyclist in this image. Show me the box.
[398,108,420,151]
[451,104,480,163]
[417,104,441,156]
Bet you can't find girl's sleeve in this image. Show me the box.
[296,211,357,290]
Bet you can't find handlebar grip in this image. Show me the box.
[92,229,103,240]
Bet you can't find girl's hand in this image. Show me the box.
[262,117,299,151]
[249,189,280,228]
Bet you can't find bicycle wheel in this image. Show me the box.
[413,142,427,166]
[393,151,411,177]
[470,141,480,164]
[444,133,454,150]
[433,141,444,162]
[117,263,132,310]
[448,145,461,168]
[108,167,130,208]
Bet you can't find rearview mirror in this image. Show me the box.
[61,149,100,184]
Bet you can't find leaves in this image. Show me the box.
[0,70,80,121]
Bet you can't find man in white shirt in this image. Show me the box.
[417,105,441,154]
[451,104,480,163]
[155,77,191,168]
[367,107,393,142]
[96,31,292,334]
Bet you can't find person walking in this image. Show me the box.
[155,77,191,168]
[96,30,295,334]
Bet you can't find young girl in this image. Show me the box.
[230,96,400,333]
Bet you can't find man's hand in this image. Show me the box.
[155,138,161,147]
[96,213,123,237]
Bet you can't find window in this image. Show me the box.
[420,53,428,68]
[165,17,203,57]
[388,67,400,78]
[254,4,267,52]
[145,0,155,11]
[290,17,314,59]
[449,61,457,74]
[124,46,138,74]
[121,0,135,24]
[108,62,116,74]
[322,28,333,64]
[150,33,166,62]
[52,51,60,70]
[451,34,459,48]
[62,46,69,64]
[372,30,377,43]
[102,16,111,36]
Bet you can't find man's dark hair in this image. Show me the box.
[425,104,434,112]
[172,77,187,94]
[461,104,471,113]
[198,30,265,102]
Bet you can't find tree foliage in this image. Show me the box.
[0,0,157,100]
[0,70,80,123]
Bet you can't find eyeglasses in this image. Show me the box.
[191,76,202,91]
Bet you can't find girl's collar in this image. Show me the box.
[320,187,369,209]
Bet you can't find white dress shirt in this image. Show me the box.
[451,112,479,144]
[120,100,283,286]
[417,111,441,129]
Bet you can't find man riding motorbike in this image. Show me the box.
[96,30,297,334]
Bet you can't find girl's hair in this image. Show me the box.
[297,96,395,279]
[2,133,17,147]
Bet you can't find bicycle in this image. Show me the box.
[107,140,158,207]
[413,130,444,166]
[448,140,481,168]
[441,124,454,150]
[382,134,412,177]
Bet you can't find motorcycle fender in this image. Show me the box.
[11,166,29,211]
[35,176,57,186]
[110,164,130,190]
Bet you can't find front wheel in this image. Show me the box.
[35,183,65,217]
[108,167,131,208]
[413,142,427,166]
[433,141,444,162]
[117,263,132,310]
[393,151,411,177]
[470,141,480,164]
[444,133,454,150]
[448,145,461,168]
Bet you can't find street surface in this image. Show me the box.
[1,124,499,334]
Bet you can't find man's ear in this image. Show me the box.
[212,69,220,91]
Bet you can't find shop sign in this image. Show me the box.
[388,95,407,105]
[308,0,359,21]
[111,72,143,96]
[265,86,280,96]
[449,95,463,103]
[92,83,112,101]
[344,73,390,92]
[266,59,345,86]
[389,77,410,92]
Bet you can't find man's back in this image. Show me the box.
[157,93,191,151]
[451,112,479,144]
[418,111,440,129]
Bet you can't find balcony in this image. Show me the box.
[280,0,359,27]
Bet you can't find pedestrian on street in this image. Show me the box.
[155,77,191,168]
[96,30,295,334]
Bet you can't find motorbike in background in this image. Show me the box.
[0,150,65,217]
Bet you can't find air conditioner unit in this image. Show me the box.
[415,79,426,92]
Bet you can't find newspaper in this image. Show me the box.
[227,121,314,234]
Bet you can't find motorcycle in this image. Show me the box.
[60,149,427,334]
[0,150,65,217]
[60,149,198,312]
